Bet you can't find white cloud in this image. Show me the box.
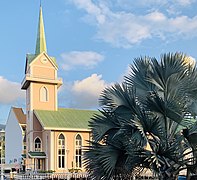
[145,11,167,22]
[115,0,195,9]
[65,74,108,108]
[0,76,25,104]
[71,0,106,24]
[175,0,195,6]
[61,51,104,70]
[115,0,166,9]
[70,0,197,48]
[71,74,107,108]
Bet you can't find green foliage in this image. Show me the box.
[37,170,55,173]
[68,168,82,173]
[84,52,197,180]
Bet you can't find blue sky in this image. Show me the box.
[0,0,197,123]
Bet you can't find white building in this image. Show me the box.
[0,125,5,165]
[5,107,26,170]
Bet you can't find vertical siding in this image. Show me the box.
[5,109,23,164]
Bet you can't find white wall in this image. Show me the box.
[5,108,23,164]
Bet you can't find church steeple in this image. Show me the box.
[22,4,62,96]
[35,5,47,55]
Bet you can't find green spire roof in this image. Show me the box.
[35,6,47,55]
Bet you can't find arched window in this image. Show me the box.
[75,134,82,168]
[58,134,65,168]
[35,137,41,152]
[40,86,48,102]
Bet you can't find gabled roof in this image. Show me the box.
[26,54,38,64]
[26,53,57,67]
[12,107,26,125]
[34,108,98,131]
[25,52,58,74]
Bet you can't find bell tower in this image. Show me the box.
[21,5,62,111]
[21,6,62,153]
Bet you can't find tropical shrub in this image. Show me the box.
[84,53,197,180]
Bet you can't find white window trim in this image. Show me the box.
[74,133,83,169]
[57,133,67,170]
[40,86,49,102]
[34,137,42,152]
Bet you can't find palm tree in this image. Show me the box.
[84,53,197,180]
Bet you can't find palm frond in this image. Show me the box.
[89,110,121,143]
[84,141,127,179]
[86,52,197,179]
[99,83,136,110]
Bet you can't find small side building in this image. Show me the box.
[5,107,26,170]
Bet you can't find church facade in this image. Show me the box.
[20,6,97,173]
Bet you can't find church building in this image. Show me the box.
[19,6,97,172]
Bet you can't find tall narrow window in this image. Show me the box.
[58,134,65,168]
[35,138,41,152]
[75,134,82,168]
[40,86,48,102]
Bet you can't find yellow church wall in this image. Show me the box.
[26,66,30,75]
[32,54,55,68]
[31,83,57,111]
[26,87,30,133]
[32,66,56,80]
[30,54,57,80]
[26,87,30,107]
[42,130,51,170]
[33,114,43,132]
[51,131,91,173]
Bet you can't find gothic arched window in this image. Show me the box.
[75,134,82,168]
[58,134,65,168]
[35,137,41,152]
[40,86,48,102]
